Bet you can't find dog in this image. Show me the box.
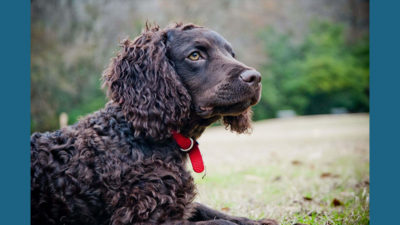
[31,23,278,225]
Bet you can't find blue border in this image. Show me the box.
[0,1,395,224]
[0,1,30,224]
[370,0,400,224]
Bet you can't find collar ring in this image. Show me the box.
[180,137,194,152]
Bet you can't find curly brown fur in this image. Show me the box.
[102,24,192,141]
[31,23,277,225]
[223,109,253,134]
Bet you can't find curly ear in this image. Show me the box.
[222,108,253,134]
[102,25,191,140]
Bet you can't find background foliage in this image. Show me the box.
[31,0,369,132]
[254,21,369,119]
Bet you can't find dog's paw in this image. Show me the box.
[256,218,279,225]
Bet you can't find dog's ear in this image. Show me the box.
[102,25,191,140]
[222,108,253,134]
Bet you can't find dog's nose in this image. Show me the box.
[240,70,262,85]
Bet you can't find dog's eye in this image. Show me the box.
[188,51,200,61]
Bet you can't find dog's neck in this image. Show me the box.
[180,114,221,139]
[106,101,220,141]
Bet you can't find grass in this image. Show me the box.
[190,113,369,225]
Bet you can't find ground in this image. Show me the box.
[192,113,369,225]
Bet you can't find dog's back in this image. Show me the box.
[31,108,111,224]
[30,103,196,225]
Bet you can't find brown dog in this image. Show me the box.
[31,23,277,225]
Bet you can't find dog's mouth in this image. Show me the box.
[197,102,248,118]
[195,84,261,118]
[197,95,260,118]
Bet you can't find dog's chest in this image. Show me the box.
[95,141,197,221]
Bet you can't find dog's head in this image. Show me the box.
[102,23,261,140]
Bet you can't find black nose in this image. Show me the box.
[240,70,261,85]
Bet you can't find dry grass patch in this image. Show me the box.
[191,114,369,225]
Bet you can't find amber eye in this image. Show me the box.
[188,51,200,61]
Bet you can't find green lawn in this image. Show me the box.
[191,113,369,225]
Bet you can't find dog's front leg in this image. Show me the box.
[162,219,237,225]
[188,202,278,225]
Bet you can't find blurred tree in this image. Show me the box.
[31,0,142,132]
[253,20,369,120]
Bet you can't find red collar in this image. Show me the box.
[172,131,204,173]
